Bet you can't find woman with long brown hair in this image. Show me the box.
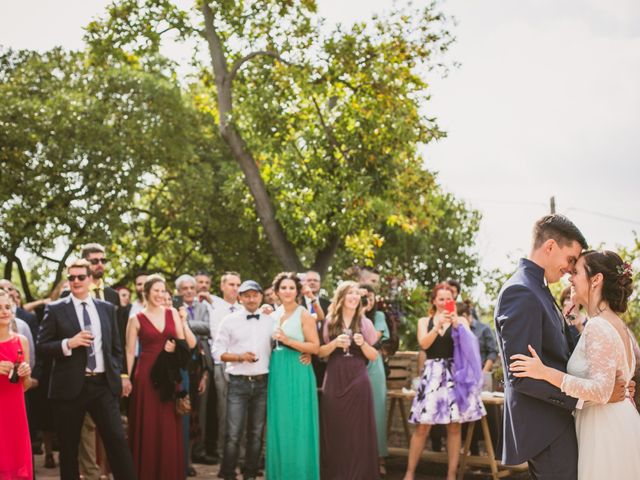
[126,274,196,480]
[266,272,320,480]
[319,280,379,479]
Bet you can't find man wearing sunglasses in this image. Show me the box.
[37,259,134,480]
[81,243,119,306]
[59,243,120,478]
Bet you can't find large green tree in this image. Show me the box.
[0,47,204,298]
[2,1,485,300]
[85,0,467,276]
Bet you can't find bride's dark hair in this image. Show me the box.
[580,250,634,313]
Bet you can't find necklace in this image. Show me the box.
[590,305,608,317]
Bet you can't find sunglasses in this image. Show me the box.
[67,274,89,282]
[89,258,109,265]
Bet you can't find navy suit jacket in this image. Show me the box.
[494,258,578,465]
[37,296,123,400]
[16,306,39,347]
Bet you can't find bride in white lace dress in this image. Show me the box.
[510,250,640,480]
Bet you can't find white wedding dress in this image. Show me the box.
[561,316,640,480]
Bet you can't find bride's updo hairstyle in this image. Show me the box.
[581,250,634,313]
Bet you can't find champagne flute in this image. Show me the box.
[342,328,353,357]
[272,327,283,351]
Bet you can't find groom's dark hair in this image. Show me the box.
[532,214,588,250]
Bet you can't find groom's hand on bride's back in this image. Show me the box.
[608,372,634,403]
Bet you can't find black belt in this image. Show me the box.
[84,372,105,377]
[229,374,268,382]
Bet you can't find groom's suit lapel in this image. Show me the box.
[543,287,578,352]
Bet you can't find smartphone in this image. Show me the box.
[172,295,184,309]
[444,299,456,314]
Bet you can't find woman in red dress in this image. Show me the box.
[125,275,196,480]
[0,289,33,480]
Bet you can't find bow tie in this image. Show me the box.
[246,314,260,320]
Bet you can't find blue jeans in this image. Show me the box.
[221,374,268,479]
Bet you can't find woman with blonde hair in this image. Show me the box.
[319,280,379,479]
[0,288,33,479]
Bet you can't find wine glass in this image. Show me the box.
[272,327,283,351]
[342,328,353,357]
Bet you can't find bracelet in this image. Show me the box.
[120,374,129,379]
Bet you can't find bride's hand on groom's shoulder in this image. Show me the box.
[509,345,547,380]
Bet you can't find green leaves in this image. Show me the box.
[2,1,484,302]
[0,47,199,285]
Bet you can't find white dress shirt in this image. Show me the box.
[213,309,274,376]
[61,295,105,373]
[129,300,144,318]
[209,296,242,362]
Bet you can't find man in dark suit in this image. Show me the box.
[37,259,135,480]
[60,242,120,477]
[494,214,627,479]
[301,270,331,388]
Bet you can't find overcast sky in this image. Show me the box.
[2,0,639,273]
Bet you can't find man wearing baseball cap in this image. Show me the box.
[212,280,274,480]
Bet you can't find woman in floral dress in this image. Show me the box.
[403,283,485,480]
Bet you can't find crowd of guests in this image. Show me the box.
[0,239,496,480]
[1,243,408,480]
[3,226,637,480]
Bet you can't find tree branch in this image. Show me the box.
[36,253,63,264]
[200,2,229,82]
[311,96,351,163]
[228,50,295,84]
[14,256,32,302]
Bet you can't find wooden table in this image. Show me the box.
[387,390,528,480]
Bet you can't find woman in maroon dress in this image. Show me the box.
[125,275,196,480]
[318,281,380,480]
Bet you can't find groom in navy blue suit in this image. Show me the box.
[494,215,587,479]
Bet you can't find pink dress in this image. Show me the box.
[0,334,32,480]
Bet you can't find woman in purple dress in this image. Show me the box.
[319,281,380,480]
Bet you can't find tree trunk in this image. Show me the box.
[50,243,77,294]
[14,256,33,302]
[3,257,13,280]
[311,235,341,278]
[200,1,303,272]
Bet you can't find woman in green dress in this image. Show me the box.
[361,284,390,476]
[266,272,321,479]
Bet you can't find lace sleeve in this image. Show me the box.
[560,319,618,404]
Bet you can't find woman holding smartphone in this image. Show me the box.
[403,283,486,480]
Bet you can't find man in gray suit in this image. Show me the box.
[176,274,216,466]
